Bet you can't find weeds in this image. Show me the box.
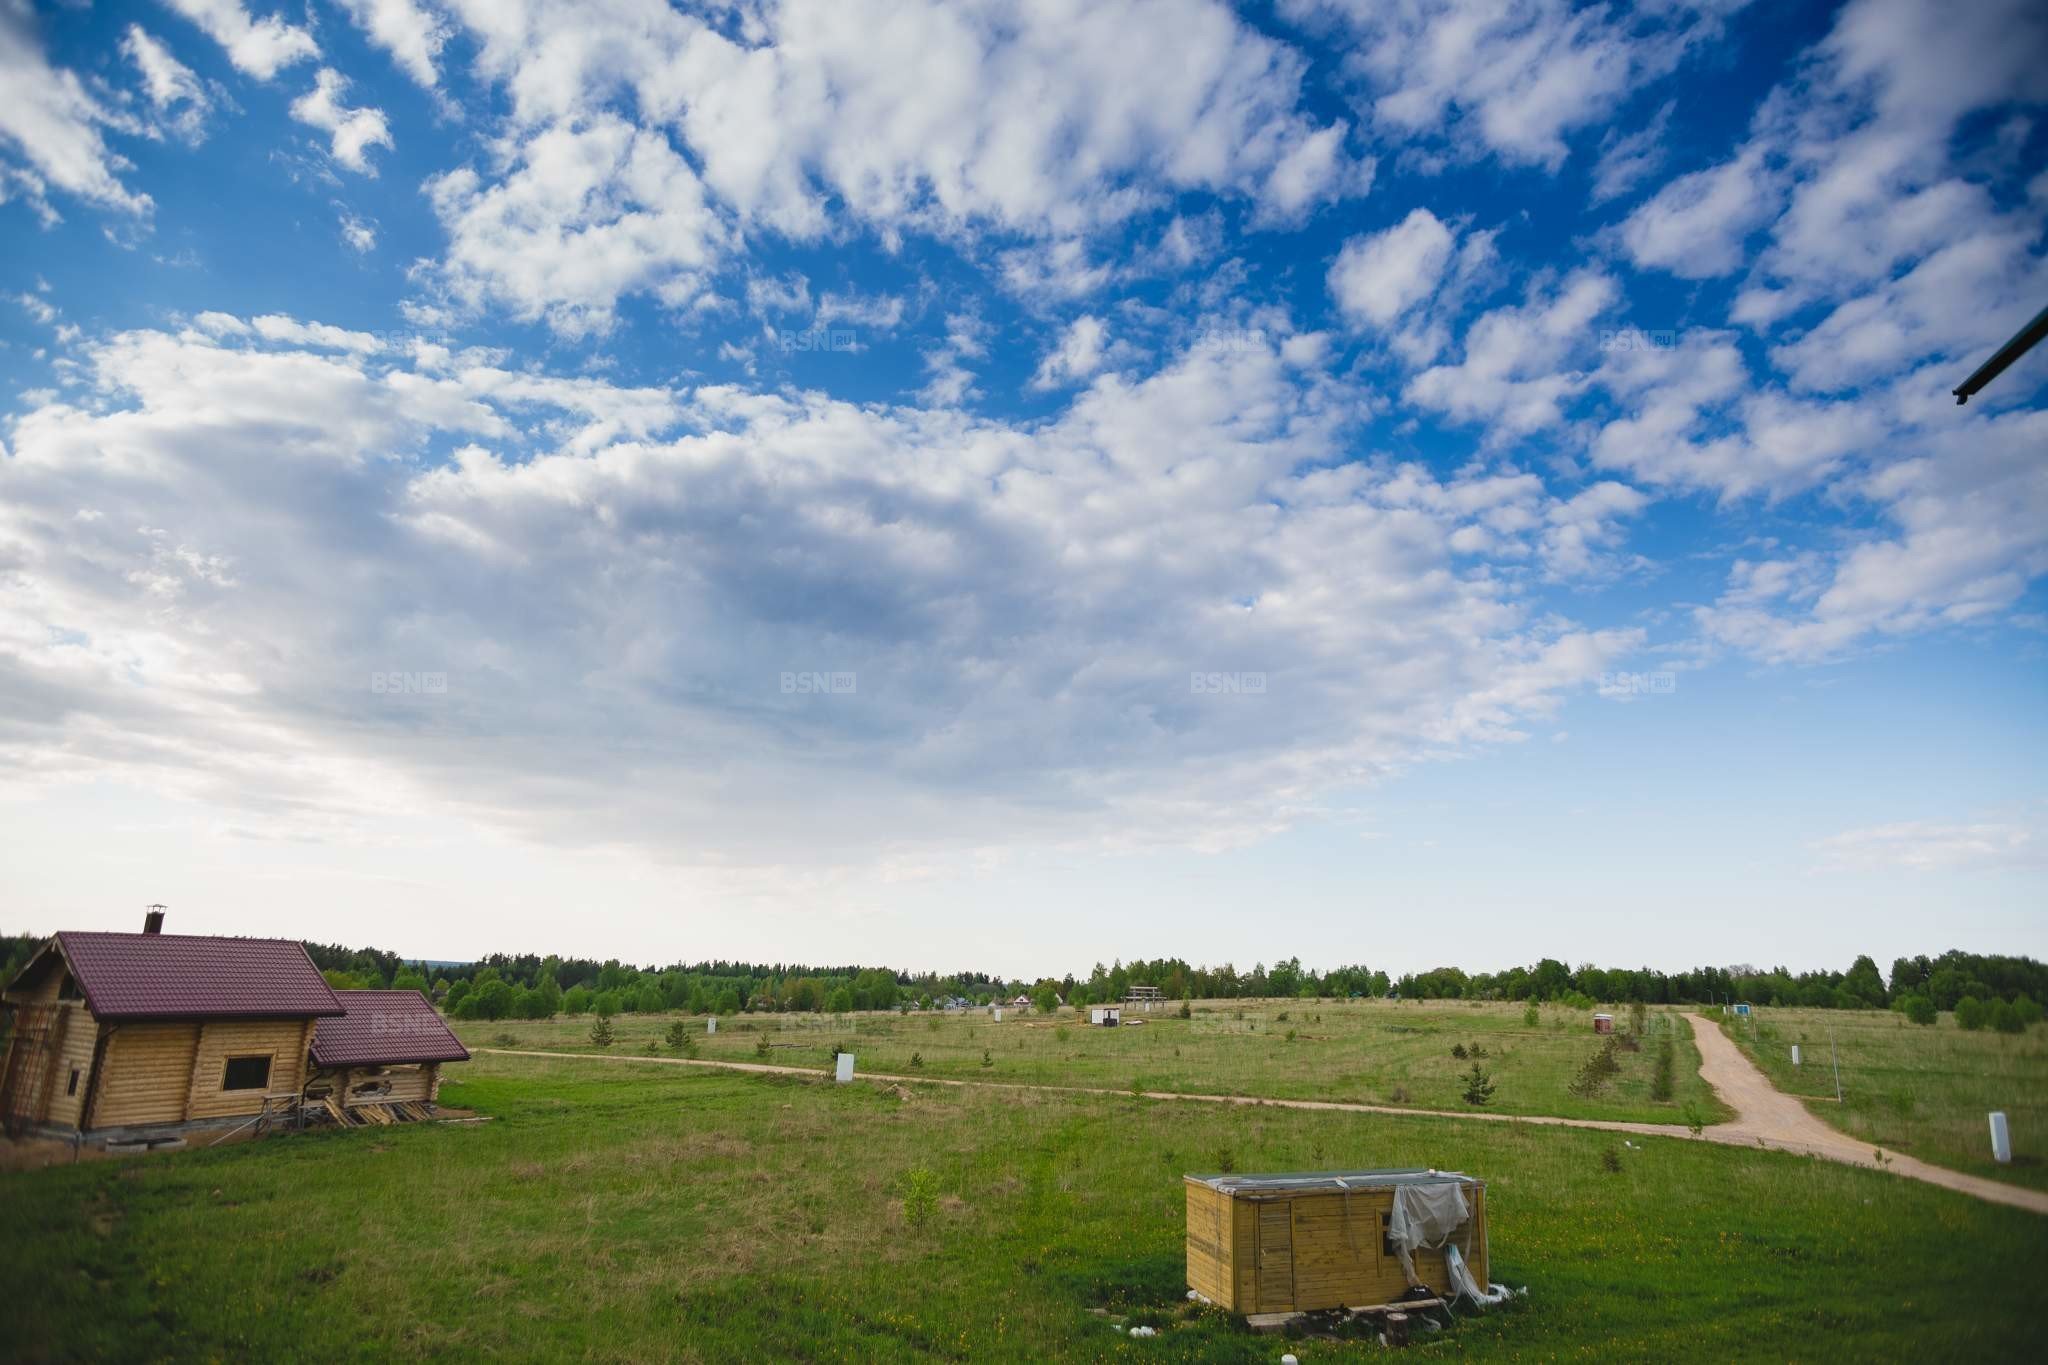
[902,1166,939,1228]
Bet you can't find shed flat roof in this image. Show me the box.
[1185,1169,1480,1194]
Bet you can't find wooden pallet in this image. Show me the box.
[1245,1298,1445,1334]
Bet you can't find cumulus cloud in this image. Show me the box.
[334,0,449,88]
[1329,208,1455,328]
[1698,405,2048,661]
[414,0,1366,327]
[290,68,393,174]
[1030,315,1111,390]
[0,318,1640,866]
[162,0,318,81]
[1405,270,1617,437]
[0,1,152,219]
[1619,146,1780,278]
[424,118,729,336]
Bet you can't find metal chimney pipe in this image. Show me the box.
[143,904,166,935]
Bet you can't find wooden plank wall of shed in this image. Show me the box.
[1184,1183,1235,1306]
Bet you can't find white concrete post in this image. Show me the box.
[835,1052,855,1084]
[706,1017,716,1034]
[993,1007,1003,1022]
[1790,1044,1801,1066]
[1990,1111,2012,1164]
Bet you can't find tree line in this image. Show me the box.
[2,933,2040,1027]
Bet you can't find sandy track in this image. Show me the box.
[477,1019,2046,1215]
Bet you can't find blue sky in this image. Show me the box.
[1,0,2043,975]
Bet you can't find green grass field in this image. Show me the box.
[2,1051,2042,1362]
[1718,1006,2048,1190]
[454,998,1730,1126]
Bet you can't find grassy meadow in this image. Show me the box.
[2,1050,2042,1362]
[1718,1006,2048,1190]
[453,997,1730,1126]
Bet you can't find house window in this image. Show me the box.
[67,1068,80,1096]
[222,1055,272,1091]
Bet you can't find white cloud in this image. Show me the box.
[339,211,377,253]
[1619,146,1780,278]
[1699,405,2048,661]
[0,0,152,219]
[334,0,449,88]
[417,0,1367,324]
[1282,0,1744,170]
[290,68,393,174]
[163,0,318,81]
[1328,207,1454,328]
[424,117,729,336]
[1405,270,1617,437]
[1815,820,2040,874]
[1589,99,1672,204]
[122,26,214,144]
[0,319,1638,867]
[1029,315,1111,391]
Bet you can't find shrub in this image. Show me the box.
[1522,1004,1540,1028]
[909,1051,924,1069]
[1568,1038,1621,1097]
[1600,1145,1623,1174]
[1990,999,2022,1034]
[981,1049,993,1068]
[1651,1036,1676,1101]
[665,1020,695,1054]
[1211,1146,1237,1174]
[754,1035,771,1059]
[1284,1029,1297,1042]
[1178,999,1192,1019]
[1388,1085,1410,1104]
[1451,1042,1468,1059]
[1955,996,1988,1031]
[902,1167,939,1228]
[1901,994,1937,1026]
[589,1015,615,1048]
[1460,1064,1495,1107]
[1683,1101,1707,1137]
[2014,995,2044,1028]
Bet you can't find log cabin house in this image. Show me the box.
[0,912,463,1144]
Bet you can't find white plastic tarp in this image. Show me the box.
[1386,1179,1470,1285]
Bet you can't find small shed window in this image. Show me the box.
[222,1055,272,1091]
[66,1068,80,1096]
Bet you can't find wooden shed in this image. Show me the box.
[305,990,469,1119]
[0,917,342,1140]
[1185,1169,1488,1315]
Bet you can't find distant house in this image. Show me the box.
[0,912,342,1140]
[305,990,469,1117]
[1010,994,1034,1008]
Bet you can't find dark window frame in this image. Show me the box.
[221,1054,273,1092]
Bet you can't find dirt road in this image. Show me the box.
[479,1018,2048,1215]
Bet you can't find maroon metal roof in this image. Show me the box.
[311,990,470,1068]
[52,931,344,1021]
